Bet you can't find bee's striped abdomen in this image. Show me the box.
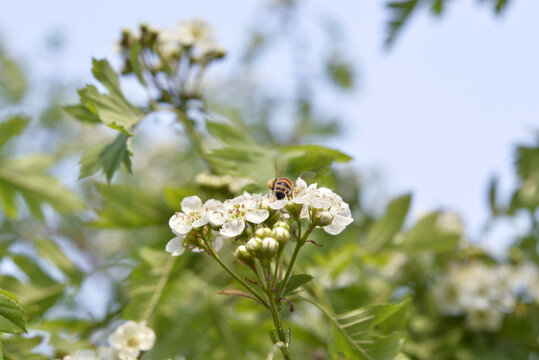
[272,178,293,200]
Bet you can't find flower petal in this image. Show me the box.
[213,234,225,251]
[310,198,332,209]
[245,209,269,224]
[208,210,226,227]
[169,214,192,235]
[323,223,345,235]
[220,219,245,238]
[295,177,307,189]
[166,236,186,256]
[181,195,202,213]
[192,213,209,228]
[269,199,287,210]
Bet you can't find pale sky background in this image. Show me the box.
[1,0,538,247]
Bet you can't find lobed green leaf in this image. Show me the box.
[362,194,411,252]
[79,133,132,182]
[0,116,29,150]
[0,291,26,334]
[282,274,314,297]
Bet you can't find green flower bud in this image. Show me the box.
[261,237,279,257]
[235,245,253,265]
[285,202,302,219]
[255,227,272,239]
[271,227,289,245]
[314,211,333,227]
[273,221,290,231]
[246,237,262,253]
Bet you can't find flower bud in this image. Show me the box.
[246,237,262,253]
[285,202,302,219]
[261,237,279,257]
[271,227,289,245]
[235,245,253,265]
[273,221,289,231]
[314,211,333,227]
[255,227,272,239]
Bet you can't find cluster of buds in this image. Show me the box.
[62,321,155,360]
[116,20,226,103]
[235,221,290,265]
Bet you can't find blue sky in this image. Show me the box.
[1,0,537,242]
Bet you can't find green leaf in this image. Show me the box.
[206,120,253,146]
[35,239,83,285]
[75,59,144,135]
[282,274,313,297]
[303,297,409,360]
[130,41,146,86]
[495,0,509,13]
[1,336,48,360]
[79,133,132,182]
[431,0,444,14]
[281,144,352,177]
[0,156,84,219]
[62,103,101,124]
[327,55,355,90]
[516,143,539,180]
[0,116,29,150]
[0,276,64,322]
[90,183,170,228]
[488,176,499,216]
[0,52,27,104]
[363,194,411,252]
[385,0,420,46]
[391,212,460,253]
[123,247,181,320]
[0,291,26,334]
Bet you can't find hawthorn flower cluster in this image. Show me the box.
[433,261,539,331]
[62,321,155,360]
[167,177,353,257]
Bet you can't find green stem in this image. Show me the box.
[209,250,268,307]
[277,222,312,299]
[141,256,176,322]
[266,278,291,360]
[173,107,216,173]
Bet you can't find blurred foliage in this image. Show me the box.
[385,0,512,46]
[0,1,537,360]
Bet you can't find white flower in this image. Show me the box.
[109,321,156,360]
[465,308,503,332]
[169,196,210,236]
[436,211,465,235]
[166,230,224,256]
[177,19,213,47]
[218,193,269,238]
[322,201,354,235]
[167,197,225,256]
[166,234,187,256]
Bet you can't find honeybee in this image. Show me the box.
[268,177,294,200]
[268,157,315,200]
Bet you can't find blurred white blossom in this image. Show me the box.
[109,321,156,360]
[63,322,155,360]
[433,261,539,332]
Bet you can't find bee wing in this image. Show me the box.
[298,171,316,181]
[274,154,285,178]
